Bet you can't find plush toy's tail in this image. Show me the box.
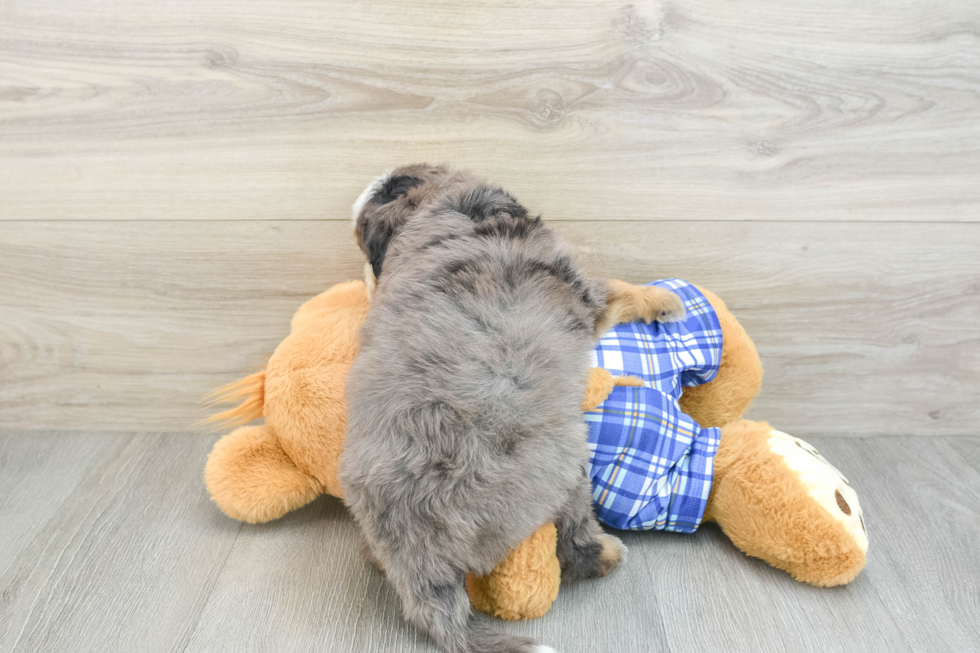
[202,369,326,523]
[202,370,266,428]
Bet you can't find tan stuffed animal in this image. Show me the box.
[204,279,867,621]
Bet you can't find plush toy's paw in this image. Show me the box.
[637,285,687,323]
[467,523,561,621]
[613,375,644,387]
[583,368,647,412]
[596,533,627,577]
[582,368,615,412]
[204,425,322,524]
[709,420,868,587]
[767,429,869,561]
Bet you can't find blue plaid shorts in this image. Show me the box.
[584,279,723,533]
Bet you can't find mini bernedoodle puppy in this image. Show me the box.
[339,164,685,653]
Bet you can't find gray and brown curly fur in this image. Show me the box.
[339,164,683,653]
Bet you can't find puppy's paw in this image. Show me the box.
[639,286,686,323]
[596,533,626,577]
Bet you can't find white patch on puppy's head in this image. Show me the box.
[351,170,392,226]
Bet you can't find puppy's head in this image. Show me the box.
[352,164,457,282]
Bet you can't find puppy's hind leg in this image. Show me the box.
[358,532,385,574]
[378,544,553,653]
[554,475,625,582]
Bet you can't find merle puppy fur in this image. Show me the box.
[340,164,680,653]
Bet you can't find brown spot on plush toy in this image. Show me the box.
[836,490,851,515]
[204,280,868,621]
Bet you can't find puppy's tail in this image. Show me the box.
[200,370,266,429]
[469,630,556,653]
[391,566,556,653]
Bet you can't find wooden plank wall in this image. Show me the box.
[1,0,978,436]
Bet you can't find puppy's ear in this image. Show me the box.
[363,218,395,279]
[376,175,423,204]
[355,174,424,278]
[446,186,529,223]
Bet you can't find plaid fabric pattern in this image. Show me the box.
[583,279,723,533]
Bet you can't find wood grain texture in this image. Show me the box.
[0,432,242,653]
[1,220,977,436]
[0,433,977,652]
[1,0,979,223]
[0,432,126,579]
[831,437,980,651]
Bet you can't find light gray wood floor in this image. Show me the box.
[1,431,977,653]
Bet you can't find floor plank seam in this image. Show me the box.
[176,519,245,653]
